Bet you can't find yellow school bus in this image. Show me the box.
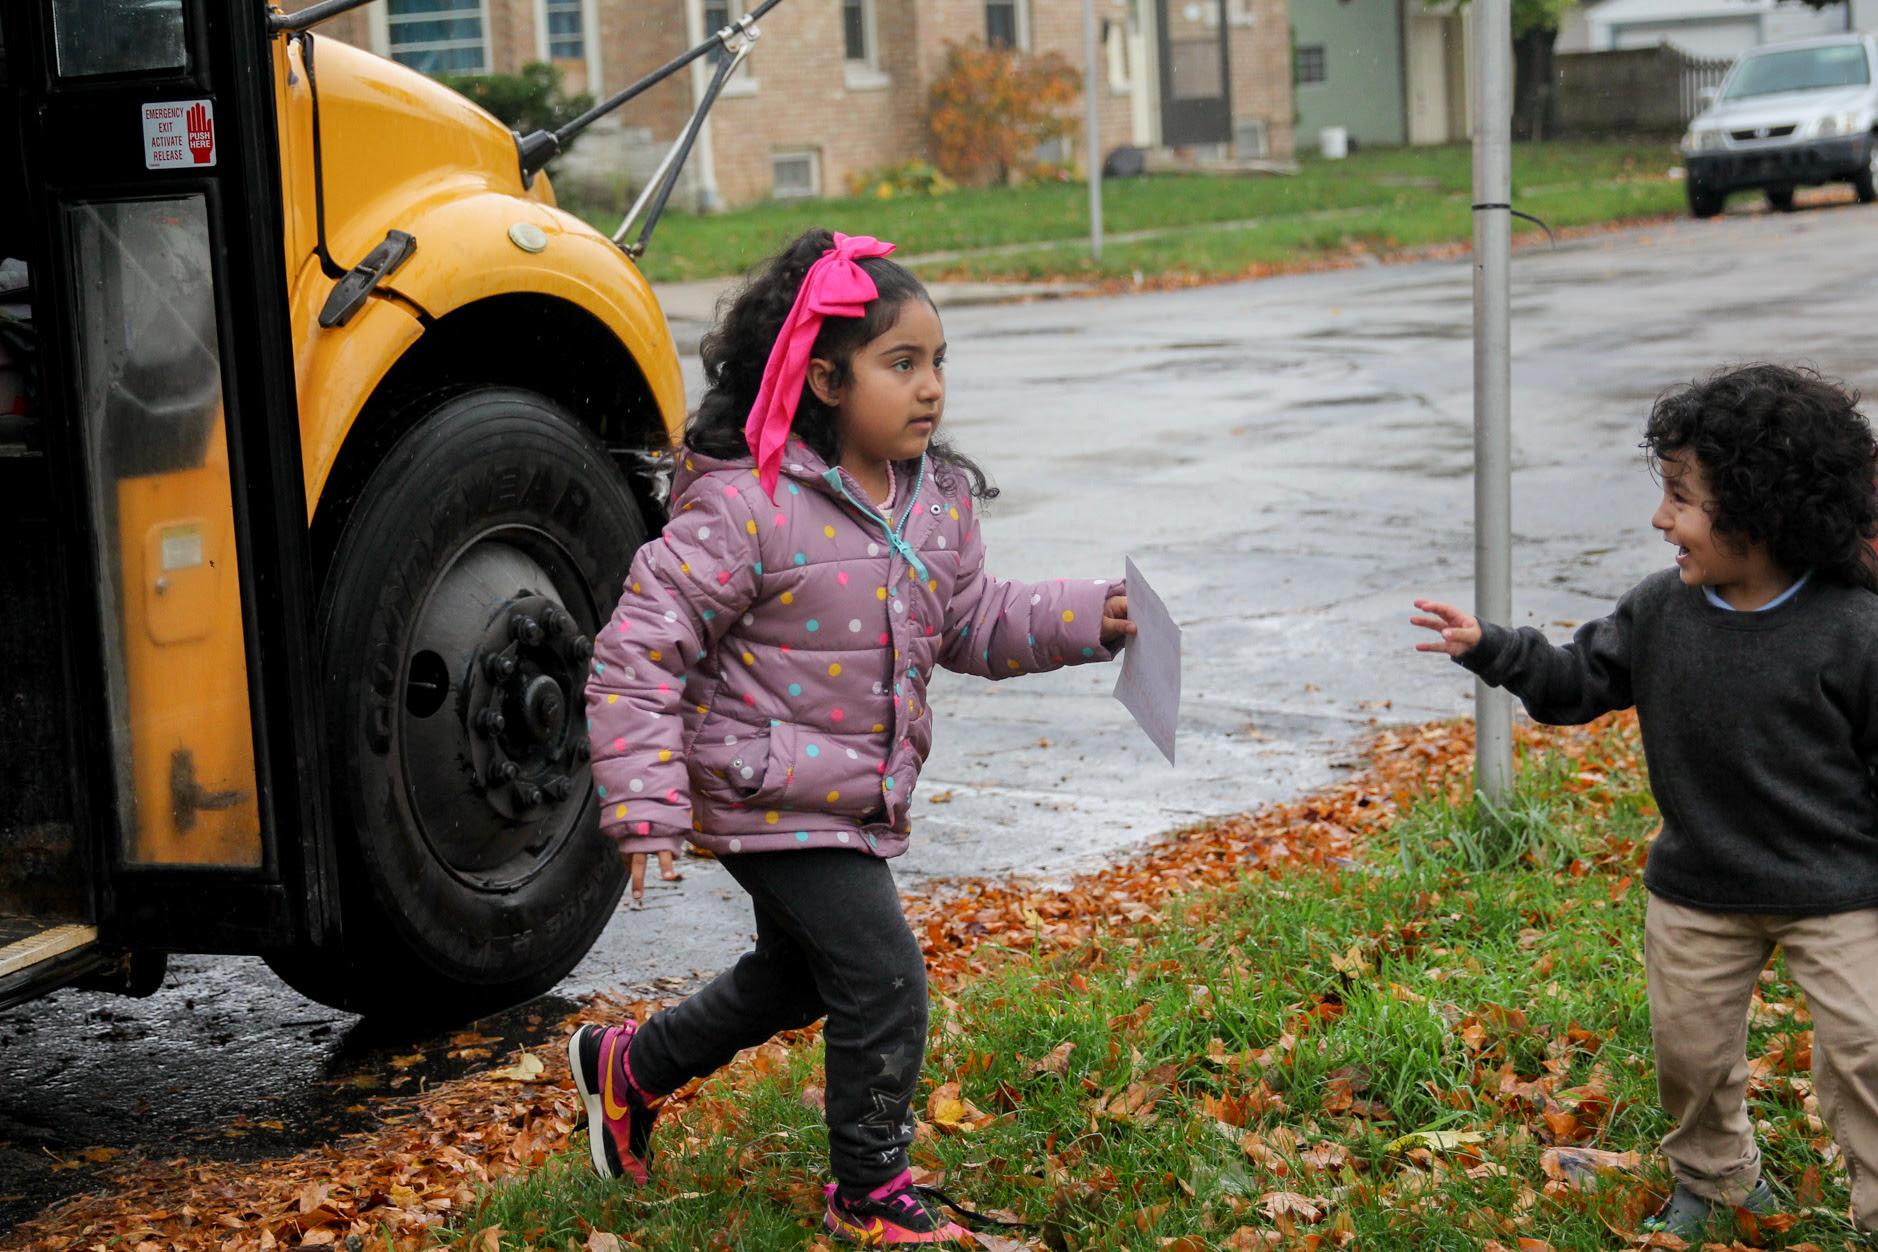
[0,0,769,1019]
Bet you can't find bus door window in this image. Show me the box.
[50,0,186,79]
[67,196,261,869]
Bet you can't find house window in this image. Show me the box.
[693,0,757,93]
[1104,17,1132,89]
[987,0,1021,48]
[387,0,487,75]
[544,0,583,59]
[842,0,870,62]
[1295,44,1327,86]
[772,150,820,199]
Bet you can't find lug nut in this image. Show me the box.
[545,609,570,637]
[513,782,544,808]
[475,709,506,737]
[511,614,544,646]
[545,775,572,801]
[483,652,517,682]
[571,634,594,661]
[488,760,519,787]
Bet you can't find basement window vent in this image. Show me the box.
[1233,118,1270,159]
[772,150,820,200]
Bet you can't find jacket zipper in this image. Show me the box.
[822,457,929,581]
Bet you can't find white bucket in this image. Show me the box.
[1319,126,1349,160]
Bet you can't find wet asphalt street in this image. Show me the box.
[7,198,1878,1231]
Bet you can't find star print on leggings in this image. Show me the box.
[859,1086,916,1141]
[875,1041,915,1083]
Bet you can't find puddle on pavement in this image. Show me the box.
[977,324,1083,338]
[1142,352,1254,375]
[1287,390,1415,410]
[1528,268,1657,288]
[1301,320,1470,342]
[0,982,581,1235]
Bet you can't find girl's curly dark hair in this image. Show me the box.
[685,227,997,501]
[1643,363,1878,592]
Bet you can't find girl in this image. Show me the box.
[571,228,1133,1246]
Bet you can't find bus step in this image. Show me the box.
[0,921,98,979]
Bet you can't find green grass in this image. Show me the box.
[576,141,1682,285]
[456,726,1859,1250]
[920,178,1685,283]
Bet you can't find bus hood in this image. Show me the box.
[296,36,546,273]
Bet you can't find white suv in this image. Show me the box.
[1681,34,1878,218]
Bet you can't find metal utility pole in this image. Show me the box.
[1083,0,1104,261]
[1472,0,1514,801]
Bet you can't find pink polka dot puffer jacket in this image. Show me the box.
[584,442,1120,860]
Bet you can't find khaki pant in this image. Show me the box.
[1646,894,1878,1229]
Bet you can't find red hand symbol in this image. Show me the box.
[186,103,213,165]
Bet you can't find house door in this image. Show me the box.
[1155,0,1231,147]
[1405,12,1451,146]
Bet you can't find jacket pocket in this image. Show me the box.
[688,714,771,801]
[731,722,876,817]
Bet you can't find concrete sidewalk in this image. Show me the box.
[654,274,1093,351]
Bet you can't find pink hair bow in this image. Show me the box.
[744,232,897,501]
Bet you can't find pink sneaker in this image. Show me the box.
[567,1021,662,1184]
[823,1171,973,1245]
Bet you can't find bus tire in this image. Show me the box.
[268,387,641,1021]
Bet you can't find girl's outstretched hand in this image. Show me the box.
[1411,599,1482,657]
[1101,594,1137,647]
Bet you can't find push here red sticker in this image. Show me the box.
[142,99,215,170]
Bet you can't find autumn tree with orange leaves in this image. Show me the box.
[926,40,1082,187]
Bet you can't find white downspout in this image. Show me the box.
[684,1,725,212]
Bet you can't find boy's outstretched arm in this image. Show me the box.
[1408,590,1638,726]
[1411,599,1483,657]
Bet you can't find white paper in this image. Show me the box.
[1112,557,1181,765]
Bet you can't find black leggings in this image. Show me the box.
[627,849,929,1190]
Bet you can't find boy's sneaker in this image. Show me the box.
[1640,1179,1776,1239]
[823,1171,973,1246]
[567,1020,662,1184]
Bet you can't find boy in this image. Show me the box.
[1413,364,1878,1238]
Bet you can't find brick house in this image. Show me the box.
[303,1,1294,208]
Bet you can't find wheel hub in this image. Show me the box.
[520,674,566,742]
[465,592,593,824]
[396,536,595,884]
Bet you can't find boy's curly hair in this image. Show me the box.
[1643,364,1878,591]
[685,227,996,501]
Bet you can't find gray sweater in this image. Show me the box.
[1460,568,1878,913]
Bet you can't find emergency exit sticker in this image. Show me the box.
[142,100,215,170]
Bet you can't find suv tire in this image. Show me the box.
[1688,181,1726,219]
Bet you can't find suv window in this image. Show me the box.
[1723,44,1871,100]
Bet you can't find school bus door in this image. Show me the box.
[1,0,329,1000]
